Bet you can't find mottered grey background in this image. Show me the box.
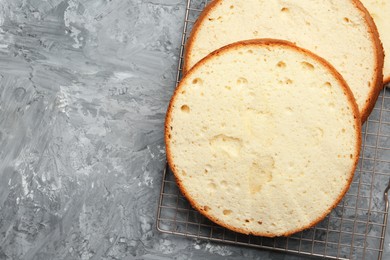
[0,0,389,259]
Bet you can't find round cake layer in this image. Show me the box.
[166,40,361,237]
[184,0,384,122]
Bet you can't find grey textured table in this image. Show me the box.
[0,1,389,259]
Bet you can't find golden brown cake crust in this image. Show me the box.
[183,0,385,123]
[166,39,362,237]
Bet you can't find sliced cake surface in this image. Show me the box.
[184,0,384,121]
[166,40,361,237]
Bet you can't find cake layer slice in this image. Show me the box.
[166,39,361,237]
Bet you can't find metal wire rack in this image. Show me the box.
[156,0,390,259]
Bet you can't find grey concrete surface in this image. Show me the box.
[0,1,388,259]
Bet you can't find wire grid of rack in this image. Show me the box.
[156,0,390,259]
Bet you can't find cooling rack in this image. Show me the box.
[156,0,390,259]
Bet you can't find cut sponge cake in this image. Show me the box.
[166,40,361,237]
[184,0,384,122]
[360,0,390,84]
